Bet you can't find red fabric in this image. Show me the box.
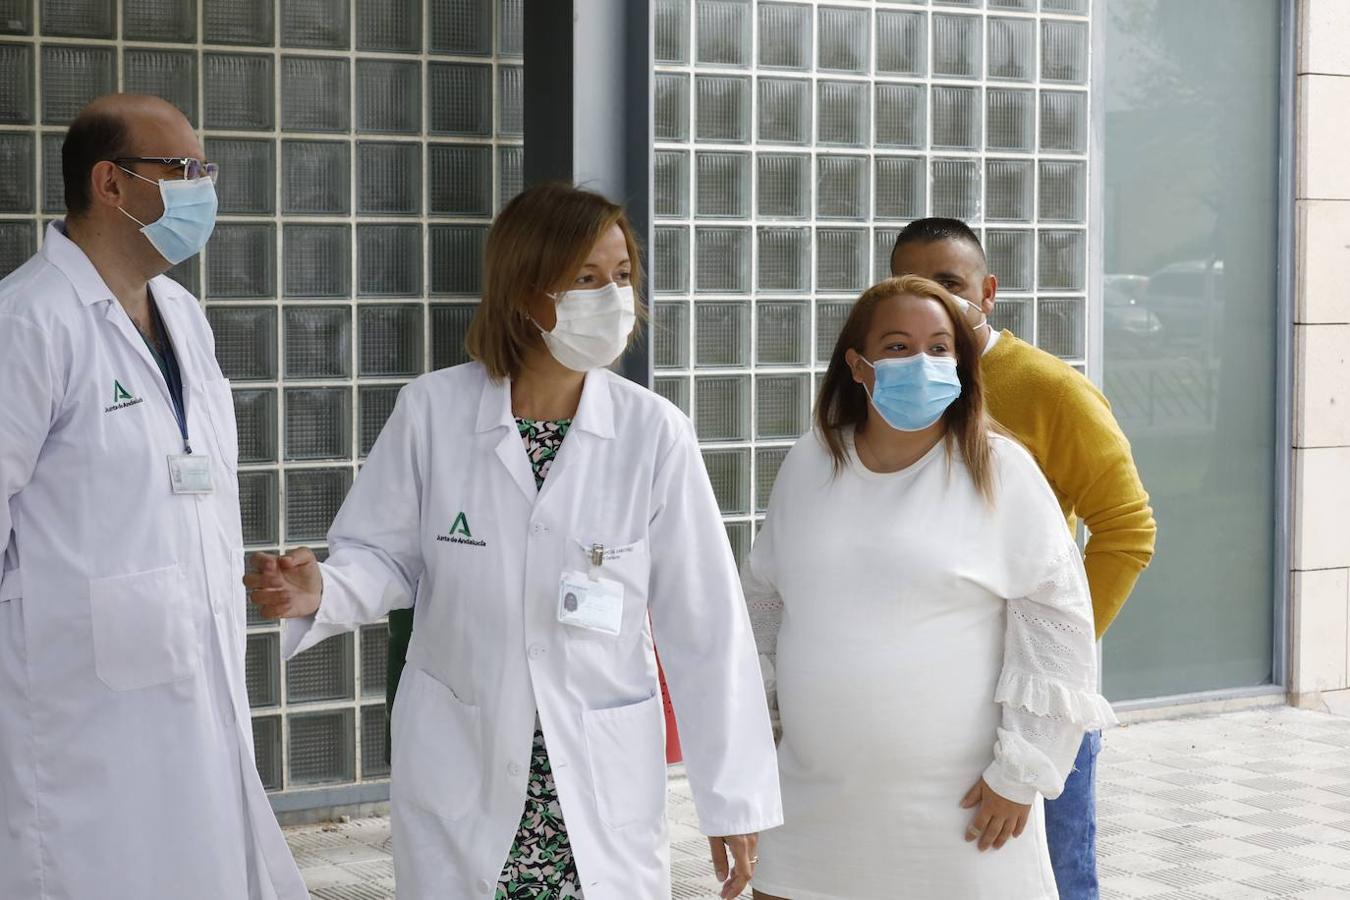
[657,653,683,764]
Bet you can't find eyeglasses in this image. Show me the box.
[112,157,220,183]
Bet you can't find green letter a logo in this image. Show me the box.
[113,380,133,403]
[449,511,473,538]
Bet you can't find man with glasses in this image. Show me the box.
[0,94,306,899]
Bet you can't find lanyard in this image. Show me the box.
[139,301,191,454]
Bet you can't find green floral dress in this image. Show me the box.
[496,417,584,899]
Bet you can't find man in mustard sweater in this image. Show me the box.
[893,218,1156,900]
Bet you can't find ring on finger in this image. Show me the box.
[966,826,982,838]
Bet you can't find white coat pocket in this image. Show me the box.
[198,377,238,472]
[88,564,200,691]
[565,537,651,636]
[392,666,483,822]
[583,692,667,829]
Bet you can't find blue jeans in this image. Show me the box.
[1044,731,1101,900]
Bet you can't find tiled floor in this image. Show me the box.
[288,706,1350,899]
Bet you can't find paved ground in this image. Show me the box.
[288,706,1350,899]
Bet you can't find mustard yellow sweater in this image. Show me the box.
[982,332,1156,638]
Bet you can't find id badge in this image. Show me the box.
[167,454,215,494]
[557,570,624,636]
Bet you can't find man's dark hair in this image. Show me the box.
[62,110,130,217]
[890,217,987,267]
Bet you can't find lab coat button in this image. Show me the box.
[508,762,524,777]
[531,522,549,536]
[528,644,547,659]
[476,878,492,892]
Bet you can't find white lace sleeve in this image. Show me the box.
[741,522,782,735]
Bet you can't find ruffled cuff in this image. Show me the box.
[995,668,1118,730]
[983,728,1060,803]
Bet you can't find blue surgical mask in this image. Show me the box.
[118,169,219,265]
[860,353,963,432]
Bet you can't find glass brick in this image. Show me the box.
[204,54,274,131]
[695,227,750,294]
[204,0,272,43]
[282,140,350,215]
[429,144,491,216]
[875,156,925,220]
[430,303,476,369]
[1042,0,1088,16]
[358,142,421,215]
[0,133,34,213]
[694,375,750,441]
[359,384,403,455]
[253,716,283,791]
[654,150,690,219]
[1042,20,1088,84]
[757,78,811,145]
[0,44,33,125]
[238,470,280,546]
[989,296,1030,337]
[875,83,925,149]
[357,225,422,298]
[757,228,810,293]
[429,63,491,136]
[361,705,390,777]
[876,10,926,76]
[695,300,750,367]
[934,0,979,6]
[656,73,691,142]
[357,0,420,52]
[285,468,353,542]
[288,709,355,786]
[124,50,198,124]
[654,376,690,415]
[282,56,350,133]
[0,221,34,279]
[359,304,424,376]
[817,155,868,219]
[696,76,751,143]
[286,388,351,461]
[282,0,351,49]
[816,81,868,147]
[932,85,980,151]
[208,307,277,381]
[498,65,523,137]
[653,226,690,294]
[430,224,488,296]
[234,389,278,464]
[696,152,751,218]
[654,301,690,369]
[986,229,1033,292]
[758,2,810,70]
[986,159,1034,222]
[1039,160,1086,222]
[756,300,809,366]
[206,224,276,300]
[498,0,523,56]
[818,6,869,74]
[725,521,751,570]
[207,138,275,216]
[987,87,1035,152]
[41,46,114,126]
[498,145,523,207]
[932,12,981,79]
[283,225,350,299]
[1038,229,1086,292]
[41,0,112,37]
[756,373,809,440]
[702,448,750,516]
[41,133,63,213]
[656,0,690,64]
[755,447,789,513]
[1038,297,1085,358]
[356,60,421,134]
[166,256,200,296]
[1041,90,1088,153]
[696,0,752,67]
[988,0,1034,8]
[429,0,491,55]
[284,306,352,380]
[931,158,980,220]
[1,0,33,34]
[757,153,810,219]
[246,632,281,707]
[816,300,853,363]
[874,227,900,282]
[988,16,1035,82]
[816,229,868,293]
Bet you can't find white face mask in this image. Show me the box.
[536,282,637,372]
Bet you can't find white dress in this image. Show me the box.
[743,430,1116,900]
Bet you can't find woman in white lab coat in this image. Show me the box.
[246,183,781,900]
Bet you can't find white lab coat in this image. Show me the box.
[285,361,782,900]
[0,223,307,900]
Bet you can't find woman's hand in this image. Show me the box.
[244,548,323,619]
[709,833,758,899]
[960,778,1031,851]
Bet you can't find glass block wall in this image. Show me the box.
[649,0,1092,563]
[0,0,523,801]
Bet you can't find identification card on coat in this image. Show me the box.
[167,454,214,494]
[557,571,624,635]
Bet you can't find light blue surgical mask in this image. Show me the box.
[860,353,963,432]
[118,168,219,265]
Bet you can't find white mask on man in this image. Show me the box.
[535,282,637,372]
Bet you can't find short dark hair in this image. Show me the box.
[891,217,986,267]
[62,110,130,217]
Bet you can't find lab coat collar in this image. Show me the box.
[43,220,196,308]
[474,368,616,439]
